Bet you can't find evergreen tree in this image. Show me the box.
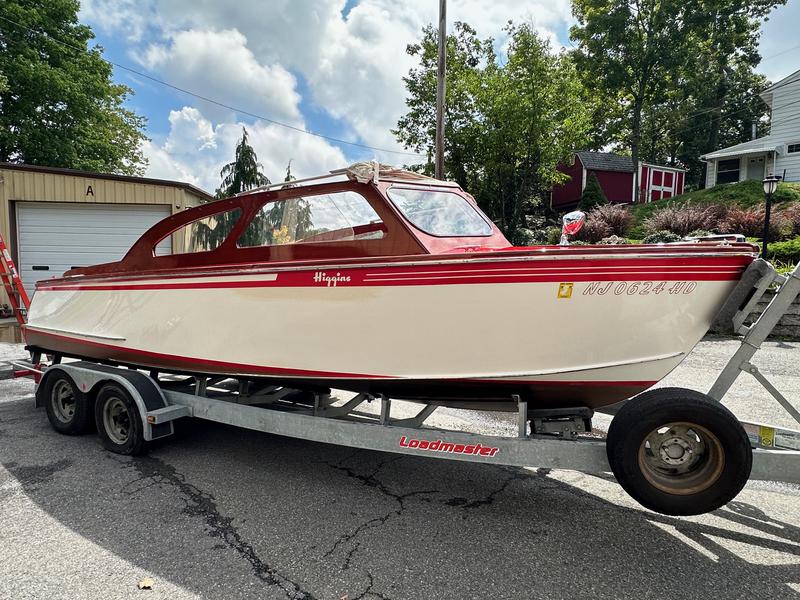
[215,128,271,198]
[194,128,271,249]
[578,173,608,211]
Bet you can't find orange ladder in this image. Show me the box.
[0,234,30,326]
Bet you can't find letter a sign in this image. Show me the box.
[86,185,94,197]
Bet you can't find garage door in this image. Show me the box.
[16,202,172,296]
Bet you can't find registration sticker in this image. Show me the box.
[557,283,574,299]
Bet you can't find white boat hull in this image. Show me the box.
[24,252,750,408]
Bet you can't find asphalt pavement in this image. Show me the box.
[0,339,798,600]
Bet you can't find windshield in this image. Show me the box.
[387,188,492,237]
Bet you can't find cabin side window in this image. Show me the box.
[154,208,242,255]
[237,191,386,247]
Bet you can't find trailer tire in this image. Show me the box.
[94,383,147,456]
[42,372,93,435]
[606,387,751,516]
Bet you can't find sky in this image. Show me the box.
[75,0,800,194]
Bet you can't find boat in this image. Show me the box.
[23,162,759,411]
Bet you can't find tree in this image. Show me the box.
[571,0,685,200]
[283,159,296,184]
[266,160,312,244]
[194,127,271,249]
[672,0,784,187]
[215,127,271,198]
[572,0,785,189]
[0,0,147,174]
[395,23,593,241]
[579,173,609,211]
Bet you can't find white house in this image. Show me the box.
[701,68,800,187]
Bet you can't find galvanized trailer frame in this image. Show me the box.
[4,259,800,485]
[15,362,800,484]
[709,258,800,454]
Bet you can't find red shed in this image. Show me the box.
[551,152,686,209]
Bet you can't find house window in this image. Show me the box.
[238,191,385,247]
[716,158,740,184]
[788,143,800,154]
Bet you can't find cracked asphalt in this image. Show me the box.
[0,339,799,600]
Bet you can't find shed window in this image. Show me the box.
[716,159,740,185]
[788,143,800,154]
[238,191,385,247]
[155,208,241,255]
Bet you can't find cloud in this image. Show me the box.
[307,0,571,151]
[79,0,153,41]
[139,29,303,124]
[83,1,575,169]
[143,106,348,192]
[94,1,572,152]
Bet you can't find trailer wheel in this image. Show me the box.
[94,383,146,456]
[43,372,93,435]
[606,387,752,516]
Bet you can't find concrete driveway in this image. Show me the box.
[0,339,798,600]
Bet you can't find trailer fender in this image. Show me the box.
[37,362,173,442]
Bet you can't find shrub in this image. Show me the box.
[778,204,800,237]
[644,204,724,236]
[627,223,648,240]
[720,206,790,241]
[767,236,800,265]
[588,203,632,236]
[545,226,562,245]
[643,230,681,244]
[574,217,612,243]
[687,229,712,238]
[578,173,608,211]
[513,228,540,246]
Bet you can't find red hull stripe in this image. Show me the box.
[24,327,655,388]
[35,256,751,291]
[37,266,745,291]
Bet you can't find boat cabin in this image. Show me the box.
[67,164,511,277]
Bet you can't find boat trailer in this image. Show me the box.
[4,259,800,515]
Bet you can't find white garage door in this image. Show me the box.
[17,202,172,295]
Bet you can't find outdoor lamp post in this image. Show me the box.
[761,174,782,259]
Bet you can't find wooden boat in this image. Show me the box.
[23,163,758,410]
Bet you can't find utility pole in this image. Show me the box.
[435,0,446,180]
